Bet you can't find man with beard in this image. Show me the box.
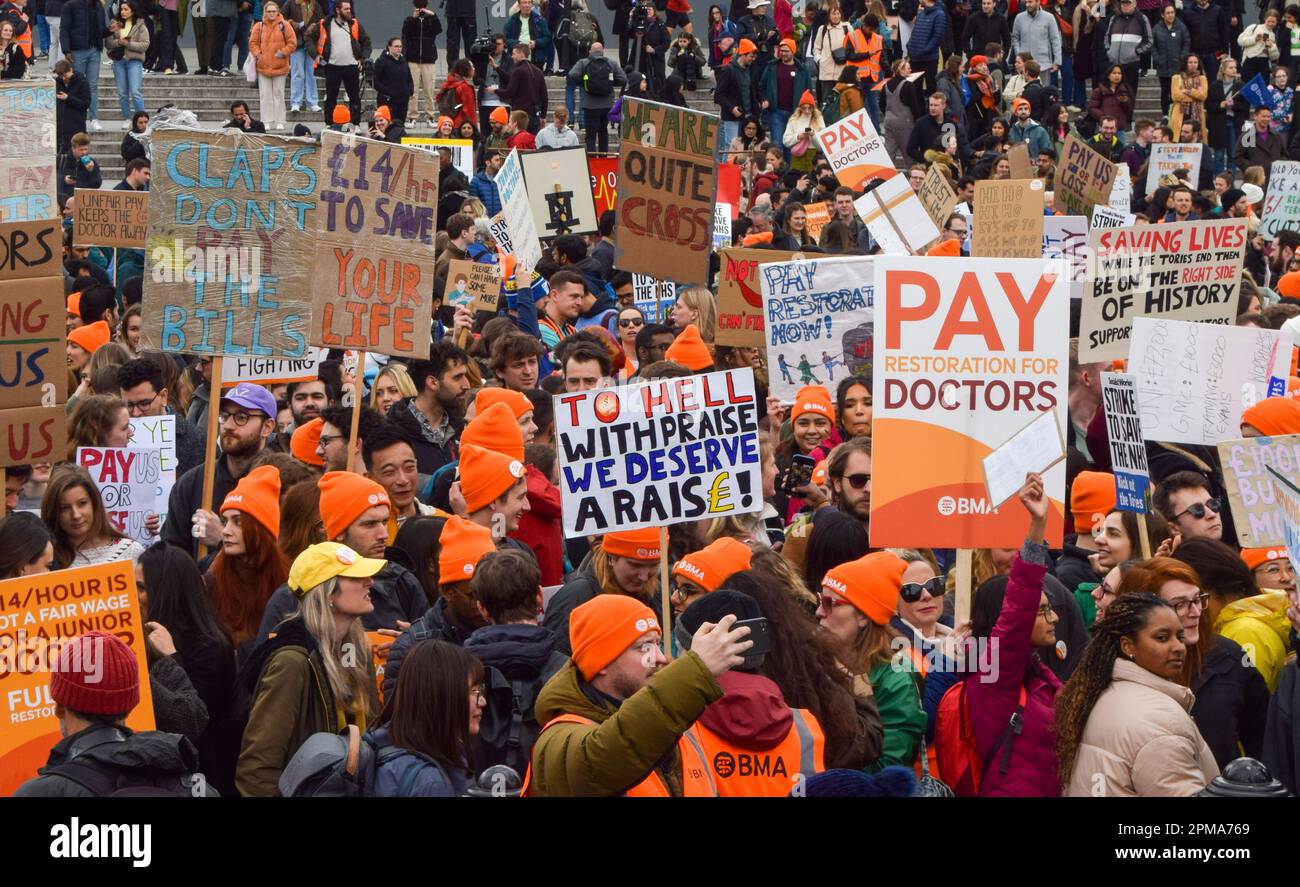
[160,382,276,556]
[317,404,381,473]
[384,343,471,475]
[286,378,332,429]
[779,437,871,578]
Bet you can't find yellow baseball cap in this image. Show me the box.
[288,542,386,596]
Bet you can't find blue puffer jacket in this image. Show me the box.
[906,2,947,61]
[469,169,503,218]
[368,726,475,797]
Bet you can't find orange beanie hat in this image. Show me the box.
[459,443,526,512]
[475,387,533,420]
[318,471,391,541]
[1241,546,1289,572]
[790,384,836,424]
[462,401,525,461]
[374,105,392,122]
[67,320,110,354]
[438,516,497,582]
[822,551,907,626]
[798,89,816,107]
[290,417,325,467]
[737,38,757,54]
[1070,471,1116,532]
[1277,271,1300,299]
[928,238,962,256]
[1241,396,1300,436]
[332,105,351,125]
[490,106,510,125]
[569,594,661,680]
[673,537,753,592]
[664,324,713,371]
[66,292,82,317]
[601,527,661,560]
[220,464,282,536]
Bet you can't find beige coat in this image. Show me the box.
[1066,659,1219,797]
[105,19,150,63]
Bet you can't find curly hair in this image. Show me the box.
[1054,593,1177,787]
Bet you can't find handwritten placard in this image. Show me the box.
[982,410,1066,507]
[973,179,1045,258]
[77,446,161,544]
[74,187,148,248]
[444,258,501,312]
[1218,434,1300,548]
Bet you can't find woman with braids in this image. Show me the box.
[1057,594,1220,797]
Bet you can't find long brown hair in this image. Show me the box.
[66,394,128,460]
[41,465,125,567]
[591,544,656,599]
[1115,556,1212,685]
[210,515,290,646]
[384,639,485,771]
[278,480,325,562]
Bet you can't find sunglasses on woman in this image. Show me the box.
[817,593,851,611]
[899,576,944,603]
[1173,498,1220,521]
[618,317,644,328]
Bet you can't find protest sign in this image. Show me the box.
[129,415,177,530]
[1080,218,1247,362]
[1100,372,1151,512]
[77,447,161,544]
[222,348,328,386]
[496,148,543,271]
[1055,134,1116,217]
[555,368,762,536]
[972,179,1045,258]
[1043,215,1088,300]
[588,154,619,217]
[73,188,148,249]
[1145,143,1204,193]
[615,97,718,286]
[488,213,514,255]
[1090,204,1134,229]
[1261,160,1300,241]
[870,256,1070,548]
[520,146,599,239]
[0,218,61,281]
[1007,142,1033,180]
[803,202,831,241]
[855,177,941,254]
[1266,465,1300,567]
[918,164,958,231]
[715,247,799,348]
[141,130,319,357]
[400,136,474,181]
[444,258,502,312]
[311,130,438,360]
[1129,316,1280,447]
[1109,165,1132,214]
[0,405,65,467]
[982,410,1065,508]
[761,255,874,404]
[0,80,57,223]
[713,204,732,249]
[0,561,156,797]
[632,274,676,322]
[1218,434,1300,548]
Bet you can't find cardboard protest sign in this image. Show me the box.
[400,136,474,181]
[222,348,328,386]
[1265,464,1300,567]
[520,146,599,239]
[918,164,958,231]
[444,258,502,312]
[311,130,438,359]
[488,213,514,255]
[615,97,718,286]
[1007,142,1033,180]
[982,410,1065,508]
[761,255,874,404]
[713,204,732,249]
[141,129,319,357]
[588,154,619,218]
[870,256,1069,548]
[1100,372,1151,512]
[972,179,1045,258]
[129,415,177,530]
[0,80,57,223]
[1145,143,1204,193]
[1055,134,1116,217]
[554,368,763,536]
[803,202,831,241]
[1109,165,1132,214]
[0,405,65,467]
[715,247,798,348]
[1261,160,1300,241]
[496,148,543,271]
[632,274,676,322]
[73,188,148,249]
[855,176,941,254]
[1129,316,1280,447]
[1218,433,1300,548]
[1080,218,1247,362]
[0,561,156,796]
[77,447,161,544]
[1042,215,1088,300]
[0,218,61,281]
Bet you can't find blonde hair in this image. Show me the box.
[704,513,765,545]
[592,545,657,599]
[369,362,418,410]
[677,286,718,343]
[297,578,375,725]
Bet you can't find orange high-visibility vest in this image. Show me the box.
[521,713,718,797]
[694,707,825,797]
[844,27,881,85]
[9,9,31,58]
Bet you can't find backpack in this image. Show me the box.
[474,652,569,775]
[436,81,462,118]
[820,87,846,125]
[569,9,598,47]
[45,756,210,797]
[933,680,1027,798]
[584,55,615,97]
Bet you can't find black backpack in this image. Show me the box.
[44,759,212,797]
[584,55,615,97]
[473,652,568,775]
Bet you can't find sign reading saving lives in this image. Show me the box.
[555,368,762,536]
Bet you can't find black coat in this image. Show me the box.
[159,453,248,557]
[714,61,759,121]
[56,71,90,152]
[385,396,462,476]
[12,725,214,797]
[1206,78,1248,152]
[401,10,441,64]
[497,58,548,119]
[1264,657,1300,796]
[373,51,414,100]
[58,151,102,201]
[1192,636,1270,770]
[382,596,480,700]
[1179,1,1229,55]
[960,10,1010,57]
[1054,535,1101,595]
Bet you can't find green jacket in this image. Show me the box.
[528,654,723,797]
[760,61,815,113]
[861,660,926,774]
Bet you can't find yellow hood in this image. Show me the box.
[1215,590,1293,644]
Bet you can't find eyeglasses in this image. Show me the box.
[817,593,851,611]
[1169,592,1210,616]
[123,391,160,413]
[472,684,486,704]
[838,472,871,490]
[219,410,265,427]
[618,317,644,328]
[899,576,944,603]
[1173,498,1221,521]
[1035,604,1056,619]
[318,434,344,448]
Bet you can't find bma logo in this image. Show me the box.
[937,496,997,515]
[713,751,736,777]
[712,750,788,779]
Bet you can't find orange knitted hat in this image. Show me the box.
[459,443,526,512]
[332,105,351,125]
[438,516,497,582]
[1241,546,1289,572]
[490,106,510,125]
[318,471,390,541]
[1241,396,1300,436]
[290,417,325,467]
[1070,471,1117,533]
[822,551,907,626]
[1277,271,1300,299]
[67,320,110,354]
[664,324,713,371]
[928,237,962,256]
[220,464,282,536]
[475,387,533,420]
[601,527,661,560]
[790,384,835,424]
[569,594,661,680]
[673,537,753,592]
[461,401,525,461]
